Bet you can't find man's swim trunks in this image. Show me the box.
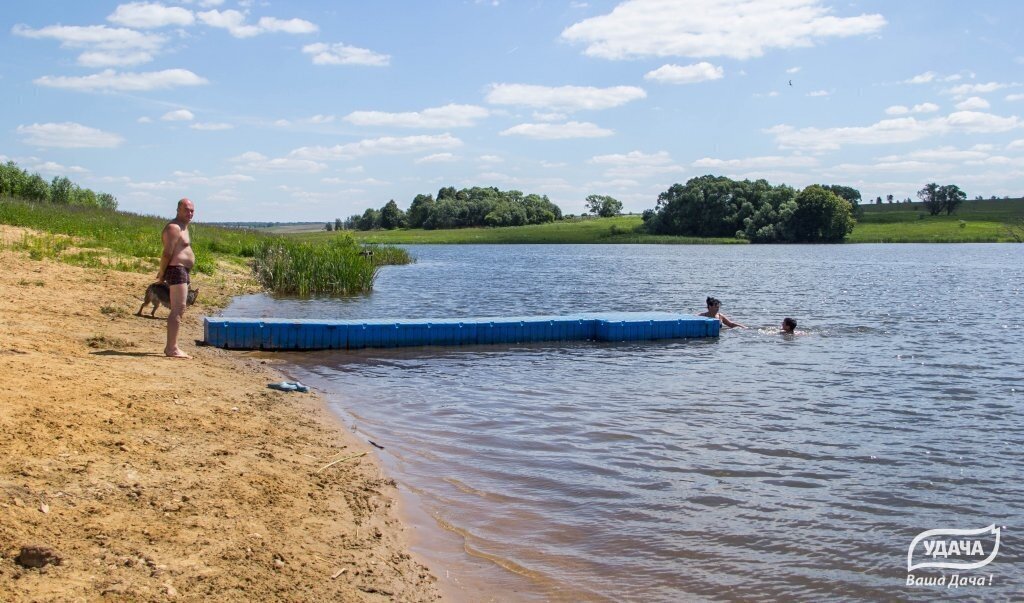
[164,265,190,286]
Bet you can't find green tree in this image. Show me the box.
[785,185,855,242]
[585,194,623,217]
[357,208,380,230]
[50,176,74,204]
[407,193,434,228]
[97,193,117,210]
[325,222,334,231]
[939,184,966,215]
[379,199,406,229]
[20,173,51,202]
[334,218,343,230]
[817,184,863,218]
[918,183,942,215]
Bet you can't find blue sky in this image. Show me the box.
[3,0,1023,222]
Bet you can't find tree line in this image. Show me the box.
[641,175,858,243]
[331,186,563,231]
[0,160,118,209]
[917,183,966,216]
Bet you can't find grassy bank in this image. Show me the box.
[318,198,1023,244]
[0,197,410,294]
[316,215,741,244]
[851,198,1024,243]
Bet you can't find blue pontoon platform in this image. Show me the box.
[203,312,720,350]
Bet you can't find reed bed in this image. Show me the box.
[252,236,410,296]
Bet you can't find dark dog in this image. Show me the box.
[137,284,199,317]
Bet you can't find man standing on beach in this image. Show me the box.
[155,198,195,358]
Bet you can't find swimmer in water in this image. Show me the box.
[699,296,746,328]
[781,317,797,334]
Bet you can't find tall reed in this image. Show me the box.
[253,235,406,295]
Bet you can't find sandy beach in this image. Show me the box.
[0,225,440,601]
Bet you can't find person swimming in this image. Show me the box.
[699,296,746,328]
[781,317,797,334]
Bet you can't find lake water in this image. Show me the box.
[223,244,1023,601]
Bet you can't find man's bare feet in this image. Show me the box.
[165,348,192,359]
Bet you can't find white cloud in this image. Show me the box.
[137,116,152,123]
[189,122,233,130]
[12,24,164,67]
[171,170,252,185]
[486,84,646,110]
[768,111,1023,151]
[904,71,935,84]
[17,122,124,148]
[807,90,829,97]
[257,16,318,34]
[692,155,819,170]
[944,82,1011,98]
[589,150,681,178]
[415,153,458,164]
[20,159,90,175]
[1006,93,1024,102]
[885,102,939,116]
[306,114,336,124]
[302,42,390,66]
[196,9,260,37]
[290,133,463,160]
[478,155,503,163]
[560,0,886,60]
[108,2,195,28]
[955,96,990,111]
[231,151,326,172]
[344,104,489,128]
[786,66,801,74]
[876,146,989,163]
[531,111,568,122]
[161,109,195,121]
[1007,139,1024,150]
[644,62,723,84]
[34,68,208,91]
[499,121,614,139]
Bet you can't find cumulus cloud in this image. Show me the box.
[944,82,1012,98]
[768,111,1023,151]
[230,151,326,172]
[486,84,646,110]
[644,62,723,84]
[1005,93,1024,102]
[302,42,390,66]
[34,68,208,91]
[257,16,318,34]
[161,109,195,121]
[344,104,489,128]
[955,96,990,111]
[692,155,819,170]
[786,66,802,74]
[107,2,195,28]
[305,114,336,124]
[196,9,316,37]
[589,150,681,178]
[17,122,124,148]
[189,122,233,130]
[904,71,936,85]
[885,102,939,116]
[12,24,165,67]
[415,153,458,164]
[499,121,614,139]
[560,0,886,60]
[807,90,830,97]
[290,134,463,161]
[590,150,673,165]
[1007,139,1024,150]
[876,146,990,163]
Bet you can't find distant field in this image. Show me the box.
[852,198,1024,242]
[297,216,741,245]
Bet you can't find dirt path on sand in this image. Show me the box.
[0,226,440,601]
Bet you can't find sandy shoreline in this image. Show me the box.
[0,225,441,601]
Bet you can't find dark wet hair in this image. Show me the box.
[783,317,797,330]
[706,296,721,307]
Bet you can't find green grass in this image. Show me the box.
[0,197,411,295]
[851,198,1024,242]
[314,216,742,245]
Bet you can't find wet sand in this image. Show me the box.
[0,225,440,601]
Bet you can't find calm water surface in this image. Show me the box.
[224,244,1023,601]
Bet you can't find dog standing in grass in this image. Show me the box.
[154,198,196,358]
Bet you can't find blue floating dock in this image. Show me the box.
[203,312,720,351]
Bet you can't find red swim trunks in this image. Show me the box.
[164,265,190,286]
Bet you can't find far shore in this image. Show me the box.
[0,225,441,601]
